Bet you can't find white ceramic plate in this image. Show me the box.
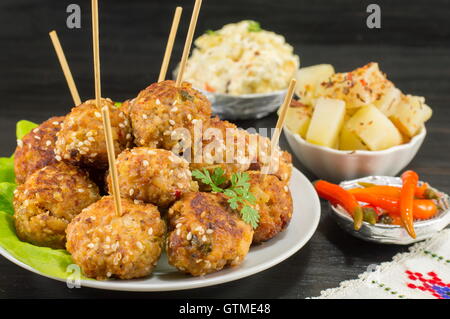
[0,167,320,292]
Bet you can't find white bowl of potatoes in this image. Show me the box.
[284,63,432,182]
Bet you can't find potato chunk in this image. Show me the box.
[390,94,432,137]
[346,105,402,151]
[339,124,369,151]
[284,104,312,138]
[373,84,401,117]
[318,62,390,109]
[295,64,335,106]
[306,98,346,148]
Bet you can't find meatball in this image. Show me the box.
[175,117,251,189]
[108,147,198,207]
[13,162,100,249]
[66,196,166,280]
[247,134,293,183]
[14,116,64,184]
[247,171,293,244]
[129,80,211,150]
[167,192,253,276]
[55,98,132,169]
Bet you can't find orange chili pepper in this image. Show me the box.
[315,180,363,230]
[351,184,430,199]
[400,171,419,238]
[352,193,438,220]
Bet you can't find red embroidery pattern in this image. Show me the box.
[406,270,450,299]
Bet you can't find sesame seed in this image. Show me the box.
[147,150,156,155]
[106,272,112,277]
[142,114,148,119]
[95,112,101,118]
[202,235,207,242]
[136,241,144,249]
[33,128,39,133]
[34,135,41,140]
[77,189,85,193]
[17,140,23,147]
[186,232,192,240]
[169,119,175,126]
[148,228,153,235]
[52,121,59,125]
[187,114,192,120]
[171,107,178,112]
[129,188,135,196]
[284,185,289,192]
[176,223,182,228]
[176,229,181,236]
[156,99,161,105]
[126,133,132,140]
[87,243,95,249]
[55,155,62,161]
[206,229,213,234]
[143,160,149,167]
[119,123,125,128]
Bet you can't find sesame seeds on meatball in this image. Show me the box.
[129,80,212,150]
[167,192,253,276]
[13,162,100,249]
[66,196,166,280]
[108,147,198,207]
[55,98,132,169]
[14,116,65,184]
[247,171,293,244]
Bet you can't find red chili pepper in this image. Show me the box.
[174,189,182,200]
[352,193,438,220]
[315,180,363,230]
[400,170,418,238]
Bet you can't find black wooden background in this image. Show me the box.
[0,0,449,298]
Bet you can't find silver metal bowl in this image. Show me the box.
[200,89,287,120]
[330,176,450,245]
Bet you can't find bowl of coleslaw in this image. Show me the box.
[174,20,299,120]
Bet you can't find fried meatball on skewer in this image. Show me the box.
[13,162,100,249]
[14,116,65,184]
[167,192,253,276]
[55,98,132,169]
[66,196,166,280]
[174,117,251,190]
[129,80,211,150]
[247,171,293,244]
[108,147,198,208]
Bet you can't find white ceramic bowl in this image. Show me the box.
[284,126,426,182]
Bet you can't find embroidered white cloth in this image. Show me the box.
[313,229,450,299]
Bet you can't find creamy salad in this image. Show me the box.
[181,21,299,95]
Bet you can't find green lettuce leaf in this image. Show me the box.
[0,183,16,215]
[16,120,38,140]
[0,156,15,184]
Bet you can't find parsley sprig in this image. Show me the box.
[192,168,260,228]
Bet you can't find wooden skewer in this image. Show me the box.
[175,0,202,87]
[263,79,297,176]
[91,0,122,216]
[49,30,82,106]
[158,7,183,82]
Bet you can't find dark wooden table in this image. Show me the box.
[0,0,449,298]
